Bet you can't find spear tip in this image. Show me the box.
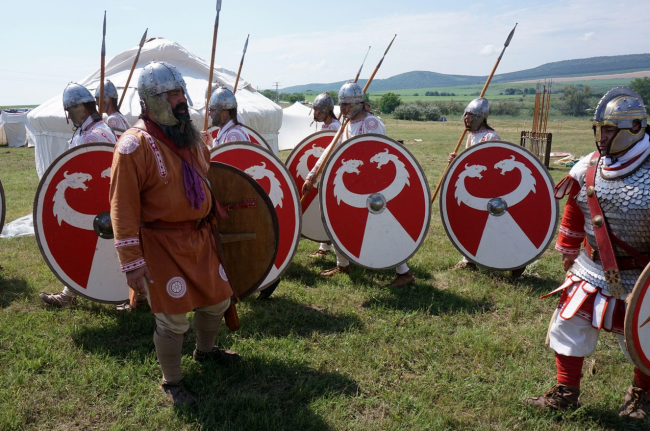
[217,0,222,11]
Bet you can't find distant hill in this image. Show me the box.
[279,54,650,93]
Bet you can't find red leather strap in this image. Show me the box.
[584,241,648,270]
[585,152,623,296]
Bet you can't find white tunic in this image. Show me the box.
[319,118,341,131]
[307,114,385,182]
[212,120,250,146]
[69,116,117,148]
[465,129,501,149]
[105,112,131,138]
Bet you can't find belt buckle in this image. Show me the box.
[195,219,202,229]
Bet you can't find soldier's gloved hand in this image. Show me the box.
[302,179,313,196]
[126,264,153,295]
[448,152,457,163]
[562,254,578,271]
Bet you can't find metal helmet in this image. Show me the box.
[63,83,95,127]
[463,97,490,132]
[593,87,647,155]
[313,92,335,122]
[339,81,364,119]
[137,60,193,126]
[208,86,237,128]
[94,79,119,100]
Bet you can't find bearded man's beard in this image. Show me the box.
[159,103,202,149]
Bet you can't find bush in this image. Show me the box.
[561,85,594,116]
[423,105,441,121]
[491,100,520,116]
[413,93,419,97]
[393,103,441,121]
[630,77,650,104]
[378,92,401,114]
[328,91,338,105]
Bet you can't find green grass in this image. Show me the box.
[0,119,647,430]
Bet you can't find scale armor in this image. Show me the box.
[571,156,650,292]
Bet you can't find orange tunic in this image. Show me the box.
[109,126,232,314]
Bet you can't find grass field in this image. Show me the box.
[1,117,647,430]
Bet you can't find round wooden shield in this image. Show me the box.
[211,143,300,292]
[319,134,431,269]
[440,140,558,270]
[625,263,650,376]
[33,143,128,303]
[285,130,336,242]
[0,179,5,235]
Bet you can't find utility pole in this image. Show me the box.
[273,82,280,103]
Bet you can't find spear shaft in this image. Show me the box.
[301,35,396,203]
[430,23,517,204]
[118,28,148,110]
[99,11,106,118]
[337,46,372,120]
[233,34,249,95]
[204,0,222,131]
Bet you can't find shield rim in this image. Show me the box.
[439,140,559,271]
[284,130,337,242]
[0,179,5,235]
[319,133,432,270]
[33,142,128,304]
[625,263,650,376]
[209,143,298,293]
[240,125,273,153]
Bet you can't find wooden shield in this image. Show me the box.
[439,141,558,270]
[285,130,336,242]
[625,263,650,376]
[211,143,301,292]
[207,162,279,300]
[0,179,5,235]
[319,134,431,269]
[33,143,128,303]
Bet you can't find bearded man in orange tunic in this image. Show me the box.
[110,61,239,406]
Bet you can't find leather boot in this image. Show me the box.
[619,385,650,420]
[161,380,197,406]
[524,383,581,410]
[320,265,351,277]
[39,291,77,307]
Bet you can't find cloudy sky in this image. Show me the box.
[2,0,649,105]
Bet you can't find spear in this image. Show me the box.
[233,34,249,95]
[335,46,372,120]
[301,36,396,203]
[118,28,148,110]
[98,11,106,118]
[430,23,517,204]
[204,0,222,131]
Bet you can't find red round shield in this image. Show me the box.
[207,125,273,153]
[440,140,558,270]
[33,143,129,303]
[0,180,5,235]
[285,130,336,243]
[211,142,301,291]
[319,134,431,269]
[625,264,650,376]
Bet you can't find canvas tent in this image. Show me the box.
[0,110,31,147]
[278,102,340,151]
[27,37,283,178]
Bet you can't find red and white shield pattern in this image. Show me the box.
[320,135,431,269]
[0,180,5,235]
[207,125,273,153]
[285,130,337,242]
[440,141,558,270]
[625,264,650,376]
[34,143,129,303]
[211,142,301,290]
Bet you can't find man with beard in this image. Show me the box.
[110,61,239,406]
[447,98,506,272]
[524,88,650,419]
[95,79,131,139]
[302,81,415,287]
[306,92,340,260]
[39,83,117,306]
[203,86,250,146]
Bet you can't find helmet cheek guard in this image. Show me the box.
[138,61,192,126]
[593,87,647,156]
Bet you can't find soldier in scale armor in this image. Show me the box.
[95,80,131,139]
[525,88,650,419]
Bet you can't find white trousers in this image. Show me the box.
[333,247,409,274]
[548,312,632,362]
[319,243,331,252]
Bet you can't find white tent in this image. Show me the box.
[278,102,340,151]
[0,110,31,147]
[27,38,283,178]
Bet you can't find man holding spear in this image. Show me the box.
[95,80,131,139]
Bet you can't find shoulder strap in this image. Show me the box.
[585,151,624,297]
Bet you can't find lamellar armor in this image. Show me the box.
[570,156,650,293]
[138,61,193,126]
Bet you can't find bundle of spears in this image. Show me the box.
[520,80,553,167]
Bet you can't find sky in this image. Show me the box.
[1,0,650,105]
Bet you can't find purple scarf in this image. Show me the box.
[182,159,207,210]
